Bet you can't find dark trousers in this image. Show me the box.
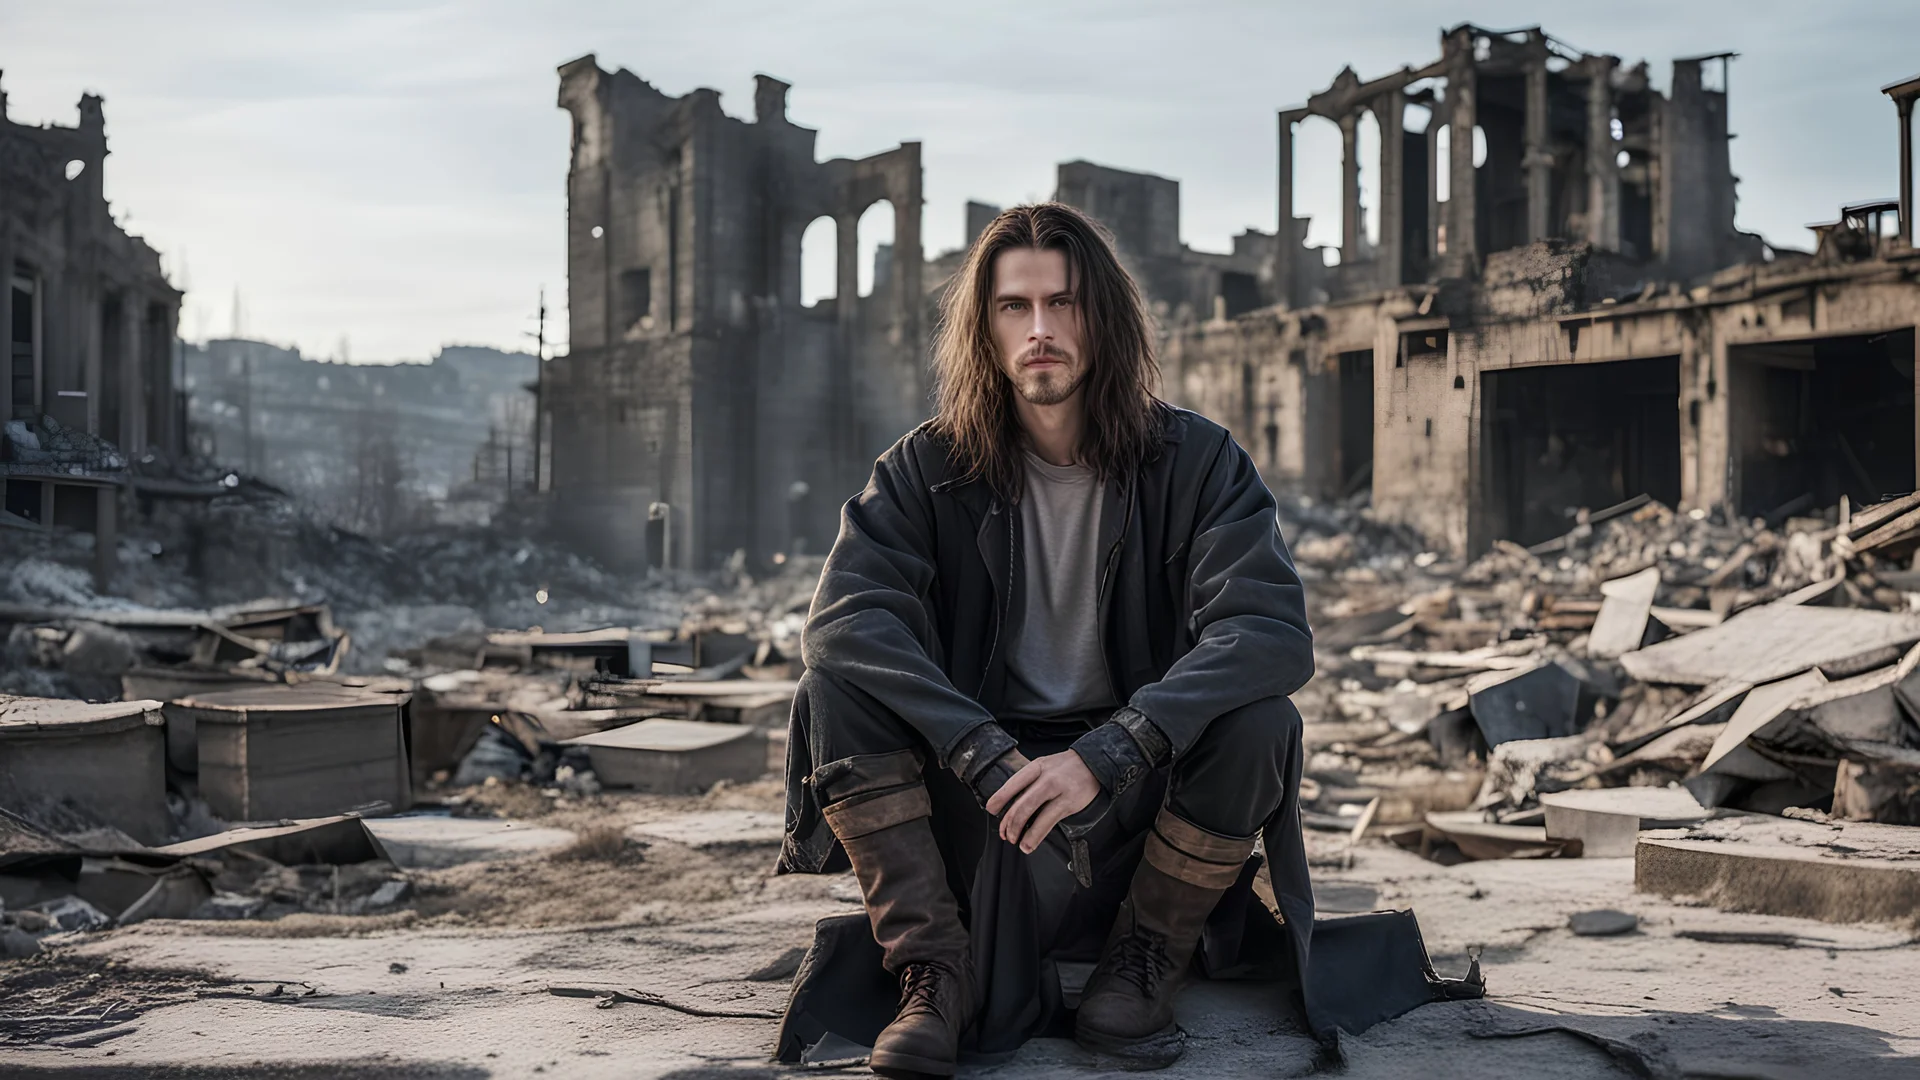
[789,669,1305,1051]
[794,669,1301,840]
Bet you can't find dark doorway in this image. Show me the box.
[1731,330,1916,520]
[1337,349,1374,496]
[100,296,124,446]
[1483,356,1681,547]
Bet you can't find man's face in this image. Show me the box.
[989,246,1086,407]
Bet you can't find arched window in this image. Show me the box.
[800,216,836,307]
[1294,114,1343,261]
[857,200,894,298]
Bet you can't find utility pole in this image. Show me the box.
[526,287,547,496]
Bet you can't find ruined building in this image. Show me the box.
[1164,26,1920,553]
[0,77,182,561]
[546,57,925,571]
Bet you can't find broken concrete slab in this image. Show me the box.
[1796,643,1920,748]
[564,719,768,793]
[1588,567,1662,660]
[1619,603,1920,687]
[1636,814,1920,927]
[1467,661,1583,746]
[1541,787,1714,857]
[626,809,785,849]
[1699,668,1830,773]
[0,696,169,845]
[363,814,577,868]
[153,814,393,865]
[1423,810,1581,860]
[174,685,413,822]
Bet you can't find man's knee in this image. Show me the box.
[1192,696,1301,764]
[794,669,922,763]
[1167,697,1301,837]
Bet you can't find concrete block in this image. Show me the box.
[178,685,412,823]
[0,696,168,845]
[1635,814,1920,926]
[1541,787,1712,858]
[564,719,767,793]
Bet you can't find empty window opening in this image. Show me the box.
[800,216,837,308]
[1338,349,1375,497]
[64,160,85,181]
[10,274,40,422]
[1482,356,1682,548]
[619,268,652,329]
[4,480,42,523]
[1402,105,1433,282]
[1358,109,1383,250]
[1403,329,1448,362]
[1474,74,1525,255]
[1435,125,1452,203]
[1730,330,1917,520]
[857,201,895,299]
[1294,114,1345,255]
[1220,271,1261,319]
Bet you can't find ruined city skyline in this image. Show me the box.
[4,1,1918,363]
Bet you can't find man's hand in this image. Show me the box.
[984,751,1101,854]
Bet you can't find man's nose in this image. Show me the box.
[1028,306,1052,341]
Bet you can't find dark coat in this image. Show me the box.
[778,405,1318,983]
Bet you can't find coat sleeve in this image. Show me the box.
[800,442,999,764]
[1124,431,1315,758]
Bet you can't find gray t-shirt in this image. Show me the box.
[1001,451,1117,722]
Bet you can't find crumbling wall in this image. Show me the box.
[0,83,182,463]
[548,58,925,572]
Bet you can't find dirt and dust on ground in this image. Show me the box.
[4,471,1920,1076]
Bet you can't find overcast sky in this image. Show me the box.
[5,1,1917,363]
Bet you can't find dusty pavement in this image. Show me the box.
[3,743,1918,1079]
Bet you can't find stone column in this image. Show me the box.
[1524,40,1552,242]
[1340,111,1361,262]
[1899,95,1915,248]
[93,483,117,591]
[1276,110,1303,308]
[1446,42,1479,274]
[123,291,144,453]
[0,233,13,422]
[1376,92,1405,289]
[1586,57,1621,251]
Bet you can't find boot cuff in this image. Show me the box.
[823,783,932,840]
[1143,809,1255,890]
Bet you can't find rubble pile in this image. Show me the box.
[1295,494,1920,861]
[0,464,687,680]
[0,810,408,960]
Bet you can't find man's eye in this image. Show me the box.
[1002,302,1024,313]
[1050,297,1072,308]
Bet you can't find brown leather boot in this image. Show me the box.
[1074,809,1256,1065]
[819,750,976,1078]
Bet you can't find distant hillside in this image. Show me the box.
[181,340,539,533]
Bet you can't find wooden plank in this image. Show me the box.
[1847,491,1920,537]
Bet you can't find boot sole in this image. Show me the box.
[1074,1023,1187,1070]
[869,1047,958,1078]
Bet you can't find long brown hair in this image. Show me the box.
[929,202,1166,500]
